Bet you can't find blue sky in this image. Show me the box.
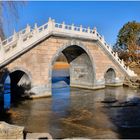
[3,1,140,46]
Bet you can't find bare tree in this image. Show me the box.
[0,1,25,40]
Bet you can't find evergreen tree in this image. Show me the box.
[114,21,140,64]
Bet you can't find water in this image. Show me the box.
[1,69,140,139]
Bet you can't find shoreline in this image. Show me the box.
[53,62,69,70]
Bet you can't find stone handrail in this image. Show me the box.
[0,18,137,77]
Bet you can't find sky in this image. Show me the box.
[3,1,140,46]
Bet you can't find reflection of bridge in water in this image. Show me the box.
[0,18,137,102]
[2,86,140,139]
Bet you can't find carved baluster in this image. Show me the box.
[18,34,22,44]
[62,22,65,29]
[121,59,124,66]
[13,29,17,41]
[93,27,97,38]
[87,27,90,33]
[17,30,24,50]
[80,25,82,32]
[71,24,74,31]
[26,24,31,33]
[25,24,31,40]
[48,17,55,32]
[108,45,112,52]
[101,35,105,42]
[0,37,5,61]
[93,27,97,34]
[115,52,118,58]
[34,23,38,33]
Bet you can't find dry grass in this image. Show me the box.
[130,64,140,77]
[53,62,70,70]
[7,109,21,119]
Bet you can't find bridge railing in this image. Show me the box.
[0,18,137,77]
[96,30,136,76]
[54,21,96,36]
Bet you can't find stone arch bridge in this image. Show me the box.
[0,18,137,98]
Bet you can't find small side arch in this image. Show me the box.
[104,66,116,86]
[9,67,32,83]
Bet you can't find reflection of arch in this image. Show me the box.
[0,69,11,109]
[0,68,10,84]
[49,40,96,89]
[104,68,116,85]
[3,75,11,109]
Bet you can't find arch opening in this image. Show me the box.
[104,68,116,86]
[52,53,70,89]
[0,70,11,110]
[51,45,95,89]
[10,70,31,102]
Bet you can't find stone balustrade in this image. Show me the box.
[0,18,137,77]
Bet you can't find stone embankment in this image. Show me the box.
[124,77,140,88]
[0,121,92,139]
[0,121,24,139]
[0,121,52,139]
[124,64,140,88]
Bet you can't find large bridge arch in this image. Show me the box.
[49,40,96,89]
